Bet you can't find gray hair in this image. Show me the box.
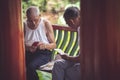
[26,6,40,17]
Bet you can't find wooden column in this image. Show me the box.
[0,0,26,80]
[80,0,120,80]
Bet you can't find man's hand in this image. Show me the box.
[54,49,69,60]
[29,46,37,53]
[60,53,69,60]
[38,42,46,50]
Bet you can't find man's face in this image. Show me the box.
[27,14,40,25]
[65,16,80,29]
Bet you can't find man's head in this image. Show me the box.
[63,6,80,29]
[26,6,40,24]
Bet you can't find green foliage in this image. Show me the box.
[22,0,47,18]
[22,0,80,25]
[36,70,52,80]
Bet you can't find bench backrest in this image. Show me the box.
[52,25,79,59]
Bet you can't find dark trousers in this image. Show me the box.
[25,49,52,80]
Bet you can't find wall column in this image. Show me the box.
[80,0,120,80]
[0,0,26,80]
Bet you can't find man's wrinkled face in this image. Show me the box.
[27,14,40,25]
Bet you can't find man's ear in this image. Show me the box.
[70,19,74,25]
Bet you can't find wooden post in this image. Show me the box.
[0,0,26,80]
[80,0,120,80]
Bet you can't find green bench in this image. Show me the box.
[37,25,79,80]
[52,25,79,57]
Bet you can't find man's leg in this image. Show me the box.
[26,50,52,80]
[52,59,75,80]
[65,63,80,80]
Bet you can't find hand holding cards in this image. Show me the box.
[32,42,39,47]
[54,49,65,55]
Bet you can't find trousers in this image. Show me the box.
[52,59,80,80]
[26,49,52,80]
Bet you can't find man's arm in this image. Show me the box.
[44,20,56,50]
[61,54,80,63]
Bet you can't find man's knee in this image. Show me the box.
[65,63,80,80]
[53,59,71,69]
[54,60,64,67]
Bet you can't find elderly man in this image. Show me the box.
[24,6,56,80]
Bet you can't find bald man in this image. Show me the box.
[24,6,56,80]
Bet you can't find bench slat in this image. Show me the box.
[52,25,79,59]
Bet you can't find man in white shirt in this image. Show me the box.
[24,6,56,80]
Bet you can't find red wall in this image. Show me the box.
[0,0,26,80]
[80,0,120,80]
